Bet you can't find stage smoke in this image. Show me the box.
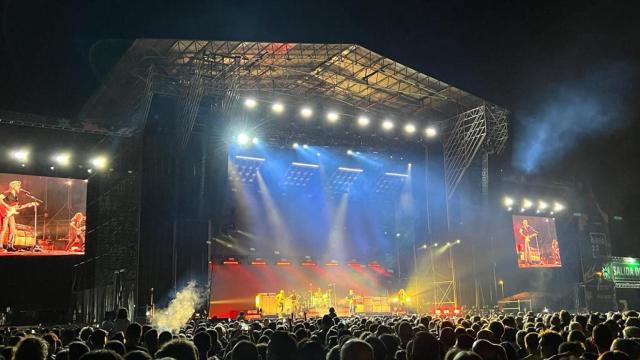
[513,63,636,173]
[152,282,204,333]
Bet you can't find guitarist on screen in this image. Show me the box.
[0,180,38,252]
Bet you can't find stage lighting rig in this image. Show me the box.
[271,102,284,114]
[90,156,108,170]
[53,152,71,166]
[9,148,29,163]
[425,126,437,138]
[326,111,339,123]
[357,116,370,127]
[300,107,313,118]
[244,98,258,109]
[404,123,416,134]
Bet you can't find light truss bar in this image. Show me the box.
[235,155,265,161]
[338,167,364,173]
[384,172,409,177]
[292,162,319,168]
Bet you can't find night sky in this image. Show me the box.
[1,0,639,251]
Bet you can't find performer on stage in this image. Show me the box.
[275,290,286,317]
[518,219,539,265]
[67,212,86,251]
[346,289,356,316]
[0,181,30,252]
[551,239,560,265]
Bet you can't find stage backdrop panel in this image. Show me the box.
[512,215,561,268]
[0,173,87,256]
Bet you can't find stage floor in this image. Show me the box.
[0,250,82,256]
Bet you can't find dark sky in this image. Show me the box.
[1,0,639,247]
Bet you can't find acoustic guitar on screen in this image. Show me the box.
[0,202,40,218]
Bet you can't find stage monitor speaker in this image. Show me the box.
[256,293,278,316]
[13,234,36,247]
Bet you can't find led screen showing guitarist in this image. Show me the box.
[0,181,38,252]
[512,215,562,268]
[0,174,87,256]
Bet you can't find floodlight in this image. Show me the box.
[272,102,284,113]
[553,202,564,212]
[237,133,250,145]
[252,137,259,145]
[382,120,394,131]
[538,201,548,211]
[53,152,71,166]
[10,149,29,162]
[300,107,313,118]
[292,143,300,149]
[425,126,437,138]
[327,111,339,123]
[90,156,108,170]
[522,199,533,209]
[357,116,370,127]
[503,197,515,207]
[404,123,416,134]
[244,98,257,108]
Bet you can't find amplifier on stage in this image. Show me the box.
[255,293,278,316]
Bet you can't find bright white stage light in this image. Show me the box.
[237,133,250,145]
[272,102,284,113]
[404,123,416,134]
[10,149,29,162]
[300,107,313,118]
[53,152,71,166]
[382,120,394,131]
[357,116,370,127]
[522,199,533,209]
[503,197,514,207]
[538,201,549,211]
[347,149,354,155]
[327,111,339,123]
[90,156,108,170]
[244,98,257,109]
[553,202,564,212]
[292,143,300,149]
[252,137,259,145]
[425,126,437,138]
[302,144,309,149]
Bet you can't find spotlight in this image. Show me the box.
[347,149,354,155]
[300,107,313,118]
[302,144,309,149]
[53,152,71,166]
[237,133,250,145]
[553,202,564,212]
[10,149,29,162]
[456,239,461,244]
[292,143,300,149]
[538,201,549,211]
[252,137,259,145]
[327,111,339,123]
[244,98,257,109]
[90,156,108,170]
[522,199,533,209]
[503,197,514,207]
[382,120,394,131]
[404,123,416,134]
[357,116,370,127]
[425,126,437,138]
[434,243,438,247]
[272,102,284,113]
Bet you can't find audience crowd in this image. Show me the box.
[2,307,640,360]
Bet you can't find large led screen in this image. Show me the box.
[0,174,87,256]
[512,215,561,268]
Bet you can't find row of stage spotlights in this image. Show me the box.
[8,149,109,173]
[503,196,565,214]
[243,98,438,138]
